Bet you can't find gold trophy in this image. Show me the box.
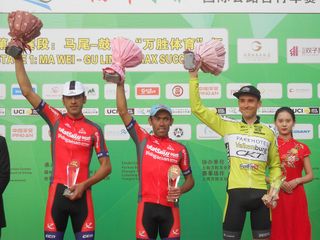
[167,165,181,202]
[63,160,80,197]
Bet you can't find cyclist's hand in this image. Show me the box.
[262,190,279,208]
[67,183,86,201]
[167,187,181,202]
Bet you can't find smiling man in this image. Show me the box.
[188,66,281,240]
[116,82,194,240]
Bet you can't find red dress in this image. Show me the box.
[271,137,311,240]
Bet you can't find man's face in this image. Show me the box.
[62,94,86,118]
[148,110,173,138]
[238,94,261,120]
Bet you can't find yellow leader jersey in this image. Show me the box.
[190,77,282,190]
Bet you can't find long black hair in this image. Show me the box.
[274,107,296,122]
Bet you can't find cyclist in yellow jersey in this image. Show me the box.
[189,67,281,240]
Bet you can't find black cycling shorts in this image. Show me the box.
[223,188,271,240]
[136,202,180,240]
[44,183,95,240]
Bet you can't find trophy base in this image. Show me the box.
[5,46,23,58]
[104,72,121,84]
[63,188,73,197]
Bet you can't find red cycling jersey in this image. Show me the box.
[126,118,192,207]
[36,100,109,185]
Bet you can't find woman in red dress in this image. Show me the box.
[271,107,313,240]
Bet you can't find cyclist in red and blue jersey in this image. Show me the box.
[116,82,194,240]
[14,55,111,240]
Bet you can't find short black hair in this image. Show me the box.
[274,107,295,122]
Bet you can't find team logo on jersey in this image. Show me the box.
[85,222,94,229]
[139,231,146,237]
[152,139,160,145]
[79,128,87,135]
[240,163,259,170]
[47,223,55,230]
[167,144,174,151]
[64,123,71,129]
[172,228,180,235]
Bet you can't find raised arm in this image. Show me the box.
[14,55,41,108]
[116,82,132,126]
[189,68,227,136]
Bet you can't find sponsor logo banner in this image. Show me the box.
[0,108,5,116]
[11,108,39,116]
[196,124,221,140]
[172,107,191,116]
[42,125,50,141]
[84,84,99,100]
[42,84,63,99]
[238,39,278,64]
[104,108,134,116]
[104,83,130,100]
[169,124,191,140]
[0,125,5,137]
[225,107,240,115]
[287,83,312,99]
[82,108,99,116]
[134,108,150,116]
[11,125,37,141]
[166,84,188,99]
[258,107,279,115]
[287,39,320,63]
[293,124,313,139]
[199,83,221,99]
[135,84,160,99]
[291,107,319,115]
[104,124,130,141]
[257,83,282,99]
[0,84,6,100]
[11,84,37,100]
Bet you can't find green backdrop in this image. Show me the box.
[0,13,319,240]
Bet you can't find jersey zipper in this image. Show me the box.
[248,125,253,188]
